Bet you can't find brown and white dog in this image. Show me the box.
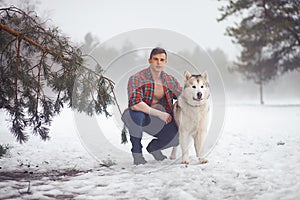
[170,71,210,164]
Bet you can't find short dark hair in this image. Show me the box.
[149,47,167,59]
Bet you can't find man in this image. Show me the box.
[122,47,182,165]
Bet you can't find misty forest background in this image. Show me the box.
[0,0,300,144]
[80,32,300,105]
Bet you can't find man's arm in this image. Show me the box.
[131,102,172,124]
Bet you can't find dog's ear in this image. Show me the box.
[202,71,209,83]
[184,71,191,80]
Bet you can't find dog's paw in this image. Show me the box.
[169,155,176,160]
[181,160,189,164]
[199,158,208,164]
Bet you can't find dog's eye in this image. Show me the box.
[201,85,204,88]
[192,85,196,89]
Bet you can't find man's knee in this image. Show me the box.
[122,109,147,138]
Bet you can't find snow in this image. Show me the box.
[1,105,300,199]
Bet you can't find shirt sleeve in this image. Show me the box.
[171,76,182,99]
[127,75,143,107]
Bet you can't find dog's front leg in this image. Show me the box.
[194,130,208,164]
[180,132,191,164]
[170,146,177,160]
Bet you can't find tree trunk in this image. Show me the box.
[259,82,264,105]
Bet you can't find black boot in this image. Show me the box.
[132,153,147,165]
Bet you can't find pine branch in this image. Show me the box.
[14,36,21,108]
[0,23,115,86]
[0,6,120,143]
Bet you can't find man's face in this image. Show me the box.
[148,53,167,73]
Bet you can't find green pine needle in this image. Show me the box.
[121,124,128,144]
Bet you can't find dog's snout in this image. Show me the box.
[197,92,202,99]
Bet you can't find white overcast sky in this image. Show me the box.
[6,0,240,60]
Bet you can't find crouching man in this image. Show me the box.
[122,47,182,165]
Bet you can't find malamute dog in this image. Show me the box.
[170,71,210,164]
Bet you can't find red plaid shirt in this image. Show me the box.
[127,67,182,114]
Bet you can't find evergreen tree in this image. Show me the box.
[218,0,300,104]
[0,6,114,143]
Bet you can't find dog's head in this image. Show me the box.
[182,70,210,106]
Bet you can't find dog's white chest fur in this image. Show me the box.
[177,97,209,136]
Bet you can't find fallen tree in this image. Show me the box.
[0,6,117,143]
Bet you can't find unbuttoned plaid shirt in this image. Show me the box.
[127,67,182,115]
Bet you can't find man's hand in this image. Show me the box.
[157,111,172,124]
[131,102,172,124]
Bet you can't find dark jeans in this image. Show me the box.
[122,109,179,154]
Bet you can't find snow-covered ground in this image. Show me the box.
[0,105,300,200]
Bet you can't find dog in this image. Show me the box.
[170,71,210,164]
